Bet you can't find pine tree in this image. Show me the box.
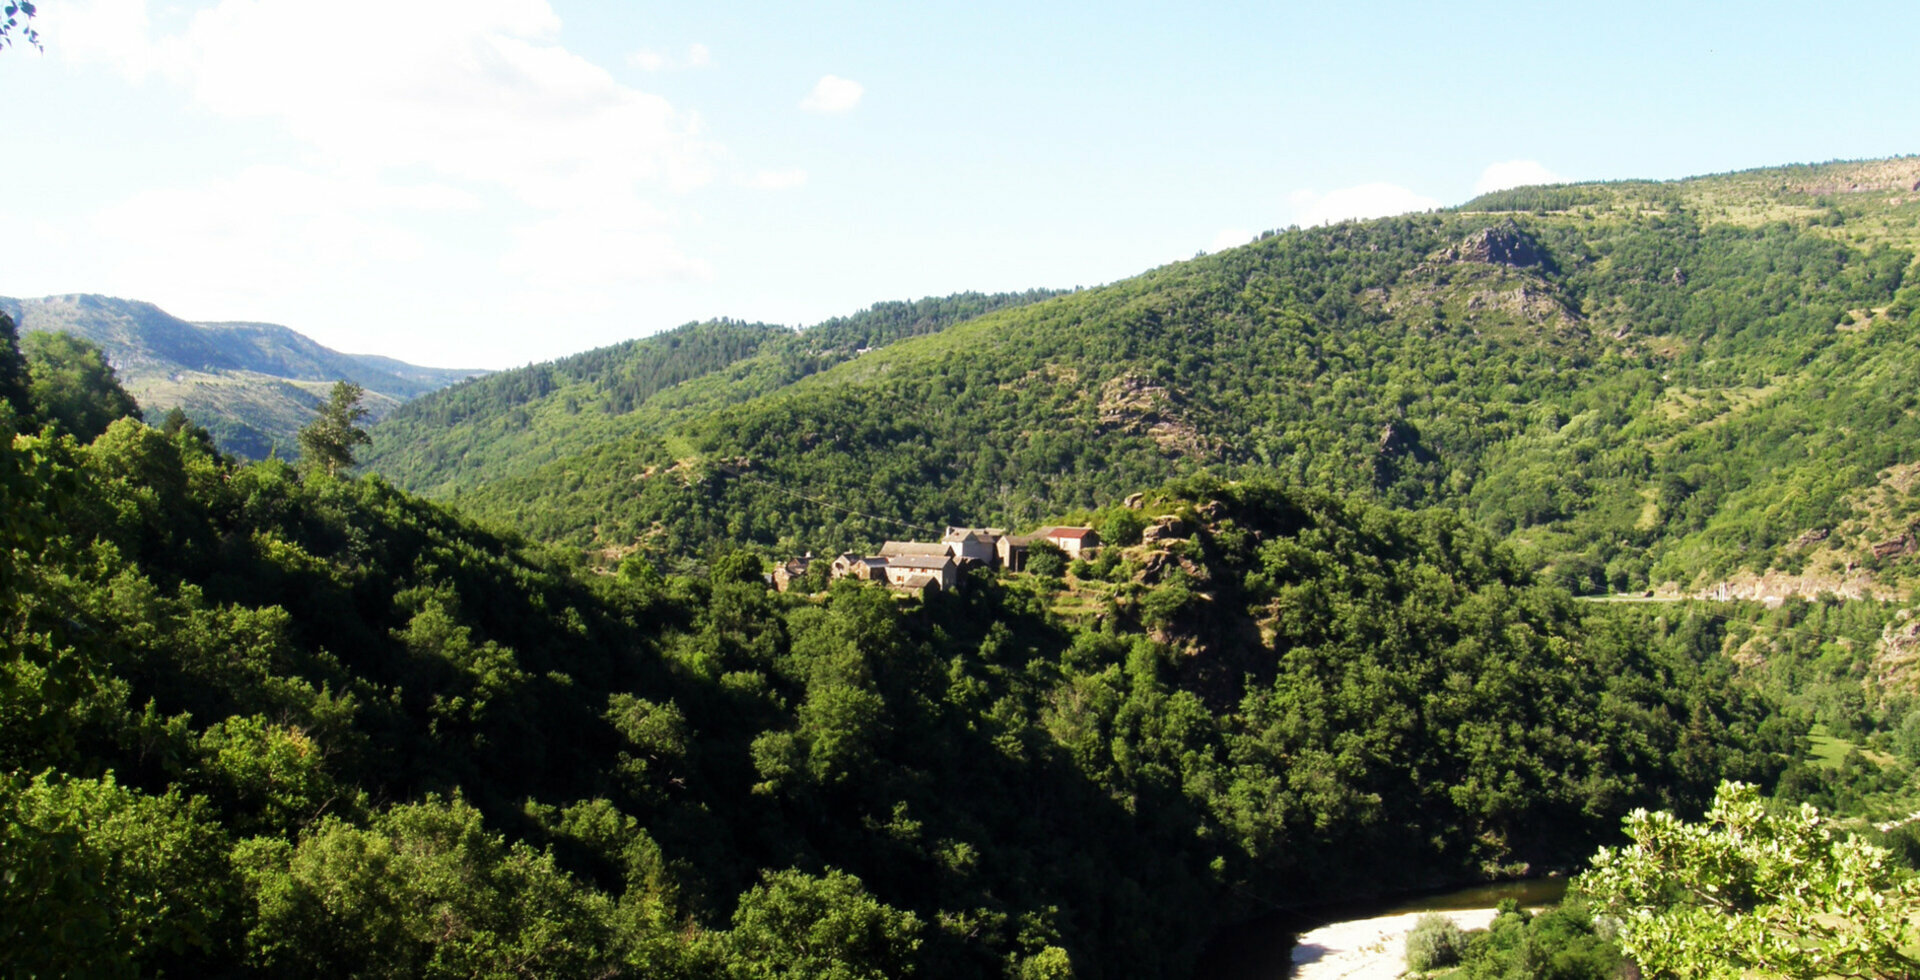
[297,381,372,477]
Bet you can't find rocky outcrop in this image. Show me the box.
[1876,612,1920,690]
[1448,221,1550,269]
[1097,374,1217,458]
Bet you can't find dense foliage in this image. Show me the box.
[367,290,1065,496]
[1584,780,1920,979]
[369,161,1920,600]
[0,330,1791,975]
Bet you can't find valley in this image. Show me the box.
[8,156,1920,978]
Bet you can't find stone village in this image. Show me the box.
[770,524,1101,597]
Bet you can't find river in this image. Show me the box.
[1193,878,1571,980]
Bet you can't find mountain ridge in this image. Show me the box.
[1,293,486,458]
[365,156,1920,600]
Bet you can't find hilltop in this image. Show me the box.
[1,293,485,457]
[367,157,1920,599]
[364,290,1066,496]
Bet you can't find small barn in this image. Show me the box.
[1041,526,1099,559]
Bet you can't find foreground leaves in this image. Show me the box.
[1584,780,1920,979]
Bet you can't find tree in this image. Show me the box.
[297,381,372,477]
[1582,780,1920,979]
[0,0,38,51]
[0,312,32,419]
[717,868,922,980]
[22,331,143,441]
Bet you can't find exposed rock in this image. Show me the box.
[1138,550,1174,584]
[1123,492,1145,510]
[1793,527,1831,548]
[1155,515,1188,536]
[1377,420,1416,455]
[1097,373,1217,458]
[1463,285,1583,325]
[1873,534,1916,560]
[1455,221,1548,269]
[1876,617,1920,690]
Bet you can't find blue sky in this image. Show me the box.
[3,0,1917,368]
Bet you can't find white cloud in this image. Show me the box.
[37,0,723,327]
[1208,228,1252,253]
[1287,183,1440,227]
[629,41,710,72]
[1473,160,1564,195]
[745,169,809,190]
[800,74,863,114]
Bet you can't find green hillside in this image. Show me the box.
[364,290,1066,496]
[0,372,1783,974]
[370,158,1920,597]
[1,294,484,458]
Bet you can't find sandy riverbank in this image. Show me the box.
[1288,907,1501,980]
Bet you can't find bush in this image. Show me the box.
[1025,541,1067,578]
[1405,912,1467,972]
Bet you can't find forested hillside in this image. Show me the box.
[365,290,1067,496]
[370,159,1920,598]
[2,294,483,458]
[0,311,1790,976]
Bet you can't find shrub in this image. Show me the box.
[1405,912,1467,972]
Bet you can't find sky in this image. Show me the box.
[3,1,1918,369]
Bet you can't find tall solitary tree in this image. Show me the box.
[297,381,372,477]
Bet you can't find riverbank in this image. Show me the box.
[1193,878,1568,979]
[1290,907,1501,980]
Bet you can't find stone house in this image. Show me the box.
[830,553,888,581]
[1040,526,1099,559]
[771,556,814,592]
[879,541,950,561]
[942,527,1004,567]
[883,553,959,591]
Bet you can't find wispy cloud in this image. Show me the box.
[1287,183,1440,227]
[799,74,863,114]
[629,41,710,72]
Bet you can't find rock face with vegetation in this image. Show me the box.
[369,159,1920,602]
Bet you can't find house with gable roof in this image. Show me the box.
[941,526,1004,567]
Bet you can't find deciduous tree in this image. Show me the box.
[1583,780,1920,980]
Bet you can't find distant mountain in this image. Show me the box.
[366,157,1920,600]
[0,294,486,458]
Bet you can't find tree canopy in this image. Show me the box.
[21,330,142,440]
